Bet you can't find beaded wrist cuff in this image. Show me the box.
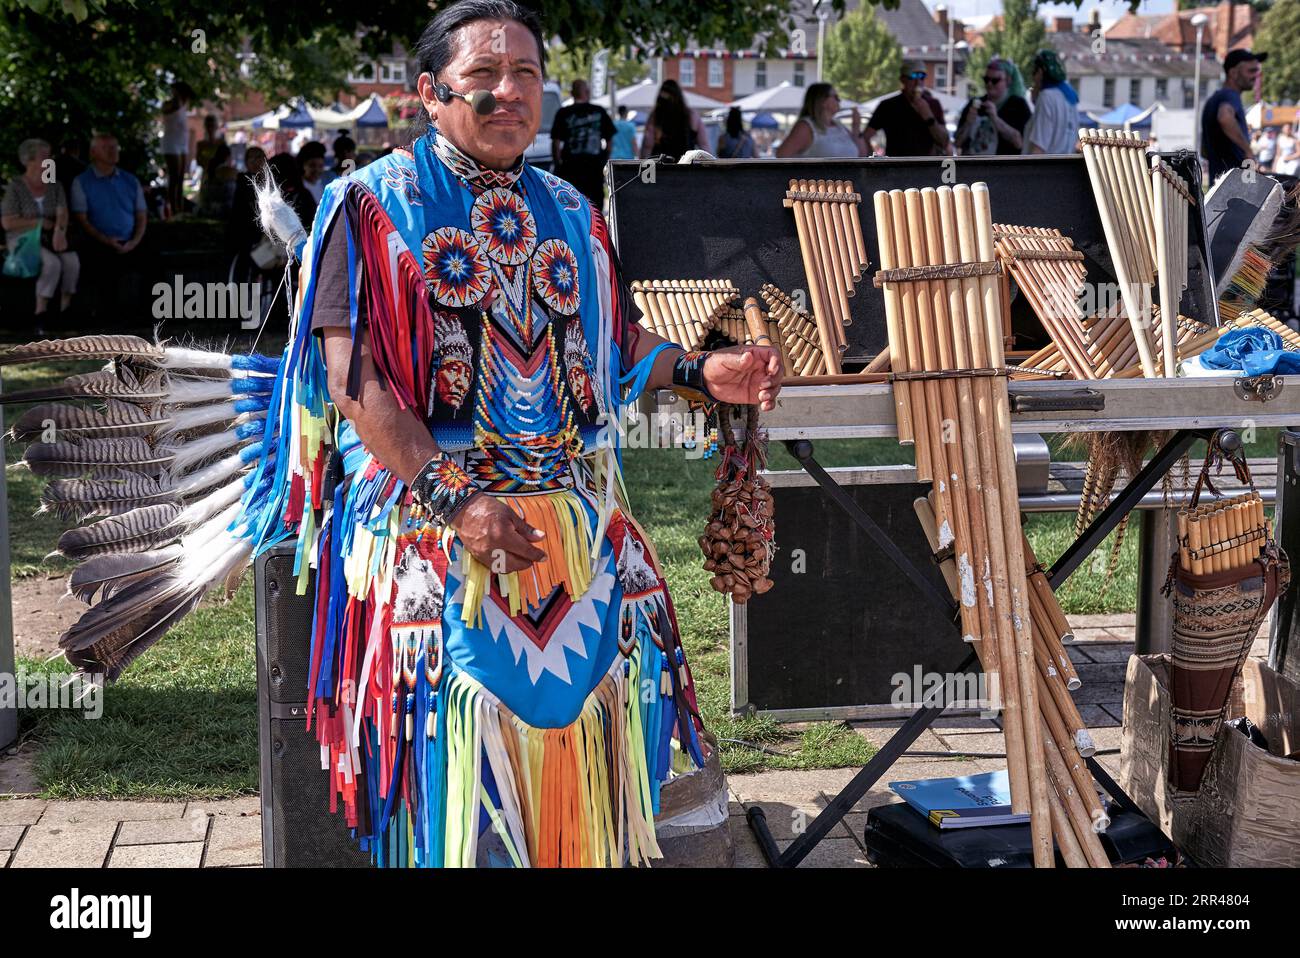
[409,452,481,524]
[670,349,716,402]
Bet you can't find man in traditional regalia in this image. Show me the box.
[289,0,783,865]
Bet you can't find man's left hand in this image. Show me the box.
[702,345,784,411]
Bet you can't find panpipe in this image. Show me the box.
[713,302,782,354]
[760,283,829,377]
[913,496,1112,867]
[1013,309,1214,380]
[630,279,739,350]
[1176,493,1269,577]
[873,183,1055,866]
[1151,157,1195,377]
[782,178,868,374]
[1222,307,1300,351]
[1079,129,1159,378]
[994,225,1094,380]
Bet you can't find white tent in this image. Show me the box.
[311,94,389,130]
[730,81,810,114]
[587,79,727,113]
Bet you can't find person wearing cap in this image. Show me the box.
[864,60,950,157]
[1022,49,1079,155]
[1201,49,1266,182]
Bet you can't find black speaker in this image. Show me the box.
[255,542,372,868]
[736,474,974,716]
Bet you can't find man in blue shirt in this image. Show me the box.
[71,133,147,249]
[70,133,148,320]
[1201,49,1266,183]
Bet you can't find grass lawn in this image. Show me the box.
[6,373,1281,794]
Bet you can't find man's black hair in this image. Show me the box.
[413,0,547,82]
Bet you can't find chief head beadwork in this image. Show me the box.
[422,226,491,308]
[471,187,537,265]
[564,322,598,415]
[433,312,474,411]
[531,238,580,315]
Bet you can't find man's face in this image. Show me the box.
[901,74,924,98]
[205,118,218,136]
[90,137,119,166]
[573,79,589,101]
[246,149,266,176]
[1231,59,1261,91]
[567,363,593,413]
[419,18,542,170]
[303,157,325,182]
[437,359,472,409]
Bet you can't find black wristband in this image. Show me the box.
[670,349,716,402]
[409,451,481,524]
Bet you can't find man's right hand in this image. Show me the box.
[450,493,547,573]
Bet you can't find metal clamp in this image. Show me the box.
[1234,374,1284,403]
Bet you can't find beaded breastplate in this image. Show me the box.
[415,133,604,493]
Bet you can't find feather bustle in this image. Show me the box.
[0,335,162,367]
[56,503,185,560]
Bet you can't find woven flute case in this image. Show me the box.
[1163,438,1290,797]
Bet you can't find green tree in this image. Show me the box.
[1258,0,1300,101]
[822,4,902,103]
[965,0,1049,98]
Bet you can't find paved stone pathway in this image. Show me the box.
[0,616,1272,868]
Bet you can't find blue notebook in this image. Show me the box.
[889,770,1030,830]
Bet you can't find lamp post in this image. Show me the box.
[1191,12,1209,157]
[939,4,954,94]
[817,10,827,82]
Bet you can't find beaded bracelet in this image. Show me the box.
[409,451,481,525]
[670,349,716,402]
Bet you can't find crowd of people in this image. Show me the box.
[1,94,380,331]
[3,45,1283,332]
[774,49,1078,160]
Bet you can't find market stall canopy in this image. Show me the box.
[348,93,391,128]
[587,78,727,113]
[310,94,389,130]
[1086,102,1159,130]
[730,81,810,114]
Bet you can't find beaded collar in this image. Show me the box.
[430,127,524,192]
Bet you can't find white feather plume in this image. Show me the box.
[255,175,309,261]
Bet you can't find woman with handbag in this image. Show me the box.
[2,138,80,328]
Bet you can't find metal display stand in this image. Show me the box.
[736,376,1299,867]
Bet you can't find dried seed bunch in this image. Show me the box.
[699,405,774,603]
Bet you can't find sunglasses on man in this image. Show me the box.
[906,71,927,80]
[983,75,1005,84]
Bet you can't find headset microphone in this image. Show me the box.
[434,81,497,115]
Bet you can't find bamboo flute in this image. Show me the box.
[929,187,995,648]
[874,192,921,461]
[969,182,1054,865]
[786,181,842,374]
[1081,132,1158,377]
